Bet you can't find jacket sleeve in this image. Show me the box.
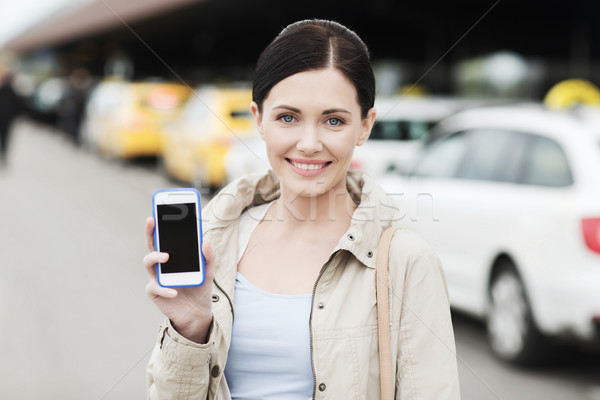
[147,319,215,400]
[390,231,461,400]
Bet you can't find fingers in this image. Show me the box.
[145,217,155,251]
[143,251,169,277]
[201,240,213,265]
[143,249,177,300]
[202,240,215,283]
[145,279,178,300]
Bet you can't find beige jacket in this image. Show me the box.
[147,171,460,399]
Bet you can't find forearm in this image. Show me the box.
[147,320,214,400]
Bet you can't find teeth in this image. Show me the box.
[291,160,326,170]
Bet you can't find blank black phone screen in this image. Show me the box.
[156,203,200,273]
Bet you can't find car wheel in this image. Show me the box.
[487,261,549,365]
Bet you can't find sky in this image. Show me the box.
[0,0,84,47]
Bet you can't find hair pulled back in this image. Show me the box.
[252,19,375,118]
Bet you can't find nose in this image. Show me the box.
[296,125,323,153]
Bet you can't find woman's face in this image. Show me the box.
[251,68,376,198]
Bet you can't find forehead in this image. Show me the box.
[265,68,360,111]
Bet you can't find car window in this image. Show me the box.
[456,129,524,182]
[370,120,434,141]
[520,136,573,187]
[230,110,252,119]
[406,121,431,140]
[412,131,469,178]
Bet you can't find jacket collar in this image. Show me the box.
[339,171,399,269]
[201,170,281,231]
[202,170,401,270]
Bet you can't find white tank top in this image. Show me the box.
[224,202,314,400]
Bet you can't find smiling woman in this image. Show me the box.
[252,68,375,198]
[144,19,461,400]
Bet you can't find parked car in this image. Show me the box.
[224,134,271,183]
[160,85,254,189]
[81,79,192,158]
[351,96,489,178]
[26,77,69,126]
[379,103,600,364]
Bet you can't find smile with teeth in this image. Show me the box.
[288,159,331,170]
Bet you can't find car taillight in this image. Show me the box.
[581,217,600,254]
[148,87,181,109]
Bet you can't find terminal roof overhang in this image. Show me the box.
[5,0,600,65]
[5,0,200,54]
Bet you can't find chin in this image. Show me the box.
[288,175,347,198]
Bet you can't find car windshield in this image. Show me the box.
[369,120,433,141]
[230,110,252,119]
[412,131,469,178]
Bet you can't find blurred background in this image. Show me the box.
[0,0,599,399]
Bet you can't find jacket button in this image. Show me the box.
[367,251,373,258]
[212,294,219,302]
[317,302,325,309]
[318,383,326,392]
[347,234,355,241]
[211,365,220,378]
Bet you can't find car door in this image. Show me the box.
[404,129,531,315]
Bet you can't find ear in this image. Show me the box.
[250,102,265,140]
[357,107,376,146]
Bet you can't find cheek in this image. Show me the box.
[263,129,292,156]
[327,133,359,160]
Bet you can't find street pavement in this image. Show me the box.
[0,120,171,399]
[1,119,598,399]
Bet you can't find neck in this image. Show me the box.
[271,186,357,229]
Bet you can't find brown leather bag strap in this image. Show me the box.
[377,227,400,400]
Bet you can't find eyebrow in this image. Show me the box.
[322,108,351,115]
[272,105,352,115]
[273,105,301,113]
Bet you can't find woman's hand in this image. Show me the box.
[143,217,215,343]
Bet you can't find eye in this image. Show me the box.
[279,114,295,123]
[327,117,344,126]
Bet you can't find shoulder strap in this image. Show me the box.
[377,227,400,400]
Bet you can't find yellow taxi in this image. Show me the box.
[160,85,255,189]
[82,79,192,158]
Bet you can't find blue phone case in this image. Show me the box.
[152,188,205,288]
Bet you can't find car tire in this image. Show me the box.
[487,260,551,365]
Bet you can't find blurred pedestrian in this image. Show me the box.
[143,19,460,399]
[0,56,19,166]
[60,68,92,147]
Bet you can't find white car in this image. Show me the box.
[379,103,600,364]
[352,96,487,178]
[224,134,271,183]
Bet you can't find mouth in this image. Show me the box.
[286,158,332,176]
[287,158,332,170]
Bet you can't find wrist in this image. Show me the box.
[171,315,213,344]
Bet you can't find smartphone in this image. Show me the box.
[152,188,205,287]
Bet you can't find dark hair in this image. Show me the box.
[252,19,375,118]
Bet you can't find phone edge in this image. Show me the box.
[152,188,206,288]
